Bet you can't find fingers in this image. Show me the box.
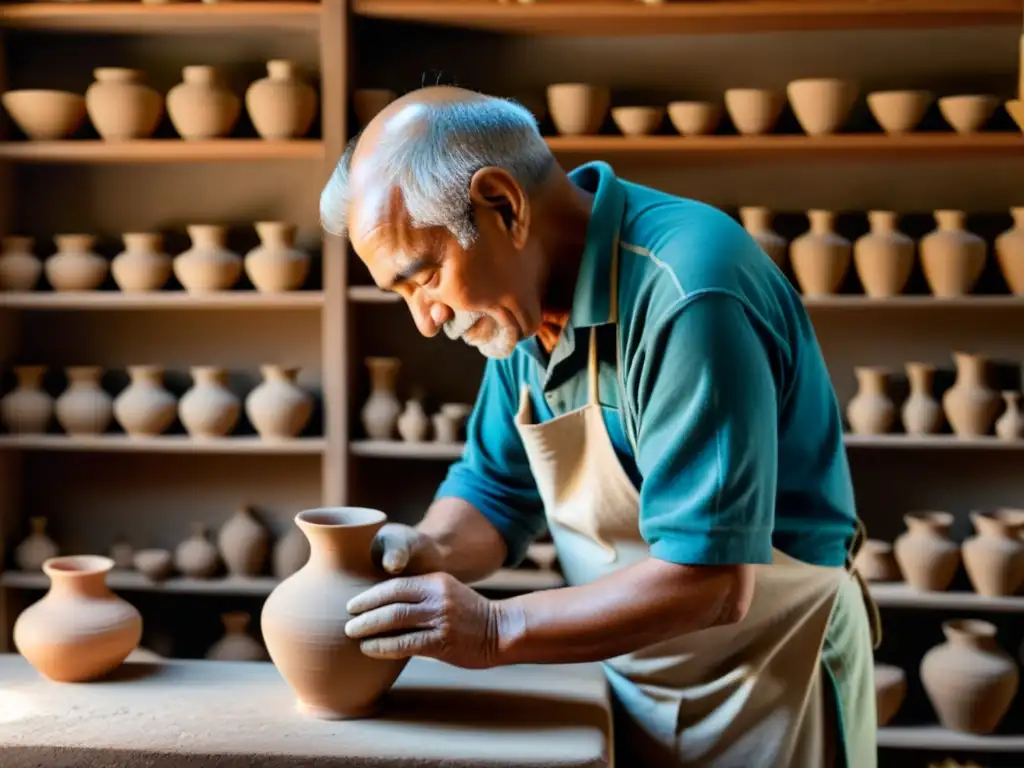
[346,576,431,615]
[359,629,445,660]
[372,525,413,574]
[345,601,436,639]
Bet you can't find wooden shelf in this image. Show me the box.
[878,725,1024,752]
[350,439,464,459]
[0,140,325,164]
[347,285,400,303]
[0,2,322,32]
[0,291,325,310]
[870,583,1024,612]
[803,295,1024,309]
[843,435,1024,449]
[0,435,326,455]
[352,0,1022,37]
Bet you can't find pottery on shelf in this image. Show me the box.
[851,539,901,582]
[786,78,857,137]
[942,352,999,438]
[611,106,663,137]
[961,509,1024,597]
[738,207,787,269]
[173,522,220,579]
[920,619,1018,734]
[45,234,108,292]
[938,95,999,135]
[112,365,177,437]
[845,367,895,435]
[789,210,851,296]
[109,536,134,570]
[245,60,317,140]
[133,549,172,582]
[352,88,396,128]
[244,365,313,439]
[55,366,113,436]
[853,211,915,298]
[361,357,401,440]
[893,511,960,591]
[0,236,42,291]
[166,65,240,140]
[1,365,53,434]
[866,90,932,134]
[217,505,270,577]
[261,507,409,719]
[272,525,310,580]
[173,225,242,293]
[205,611,268,662]
[111,233,172,293]
[666,101,722,137]
[1,89,86,140]
[920,210,986,298]
[546,83,610,136]
[995,208,1024,294]
[178,366,240,438]
[723,88,783,136]
[85,67,163,141]
[434,402,472,444]
[874,664,907,727]
[397,398,429,442]
[244,222,311,292]
[15,516,58,571]
[995,392,1024,440]
[901,362,944,436]
[13,555,142,682]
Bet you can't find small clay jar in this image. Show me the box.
[0,236,42,291]
[893,511,960,591]
[205,611,268,661]
[874,664,907,727]
[738,207,787,269]
[995,207,1024,294]
[272,525,310,580]
[85,67,163,141]
[995,392,1024,440]
[789,210,851,296]
[853,211,915,298]
[942,352,999,438]
[245,365,313,440]
[845,367,895,435]
[174,225,242,293]
[1,365,53,434]
[352,89,396,128]
[901,362,943,435]
[178,366,240,438]
[397,398,429,442]
[244,222,311,292]
[245,60,317,140]
[174,522,220,579]
[920,210,986,297]
[55,366,113,436]
[134,548,173,581]
[45,234,108,292]
[851,539,901,582]
[961,509,1024,597]
[15,516,58,571]
[112,365,177,437]
[166,65,240,140]
[111,233,171,293]
[546,83,610,136]
[218,505,270,577]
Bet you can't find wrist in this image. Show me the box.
[489,597,527,666]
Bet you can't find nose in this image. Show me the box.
[408,295,451,338]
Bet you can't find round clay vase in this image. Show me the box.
[166,65,240,140]
[851,539,902,582]
[133,548,172,582]
[261,507,410,719]
[962,509,1024,597]
[1,365,53,434]
[361,357,401,440]
[434,402,472,444]
[15,516,58,571]
[846,367,895,435]
[174,522,220,579]
[0,236,42,291]
[85,67,163,141]
[723,88,784,135]
[790,210,851,296]
[920,210,986,298]
[113,365,177,437]
[874,664,907,727]
[272,526,310,580]
[396,398,429,442]
[352,89,396,128]
[217,505,270,577]
[738,207,787,269]
[178,366,240,438]
[173,225,242,293]
[245,60,317,140]
[786,78,858,137]
[45,234,108,292]
[995,392,1024,440]
[893,511,961,591]
[111,233,171,293]
[55,366,113,436]
[244,222,311,292]
[853,211,915,298]
[942,352,999,438]
[901,362,943,436]
[205,611,267,661]
[920,619,1019,734]
[244,365,313,439]
[995,207,1024,294]
[546,83,610,136]
[13,555,142,682]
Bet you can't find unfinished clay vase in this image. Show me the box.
[786,78,857,136]
[995,392,1024,440]
[262,507,409,719]
[942,352,999,438]
[45,234,107,292]
[0,236,42,291]
[205,611,267,661]
[245,60,317,140]
[995,208,1024,294]
[15,517,58,571]
[166,65,239,140]
[111,233,171,292]
[397,398,429,442]
[1,366,53,434]
[85,67,163,141]
[893,512,960,591]
[739,207,787,268]
[272,525,309,580]
[874,664,907,727]
[361,357,401,439]
[217,505,269,577]
[245,365,313,439]
[546,83,610,136]
[853,211,915,298]
[55,366,113,436]
[852,539,901,582]
[353,89,396,128]
[920,619,1018,734]
[113,365,177,437]
[173,225,242,293]
[723,88,784,135]
[790,210,851,296]
[901,362,943,435]
[962,510,1024,597]
[179,366,239,438]
[920,211,986,297]
[14,555,142,682]
[133,549,172,581]
[174,523,220,579]
[846,367,895,435]
[244,222,310,292]
[434,403,472,443]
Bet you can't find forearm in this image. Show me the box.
[494,558,754,665]
[416,496,508,583]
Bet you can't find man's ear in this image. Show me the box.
[469,167,529,249]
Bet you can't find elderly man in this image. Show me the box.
[320,86,879,768]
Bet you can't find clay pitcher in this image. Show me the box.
[738,206,787,269]
[995,207,1024,294]
[789,210,851,296]
[942,352,999,438]
[893,511,960,591]
[361,357,401,439]
[920,210,986,297]
[961,509,1024,597]
[1,365,53,434]
[244,221,311,292]
[112,365,177,437]
[901,362,943,435]
[245,60,318,140]
[262,507,410,719]
[995,392,1024,440]
[845,367,895,435]
[853,211,915,298]
[55,366,113,436]
[0,235,42,291]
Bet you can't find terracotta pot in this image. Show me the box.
[55,366,113,436]
[396,398,429,442]
[962,509,1024,597]
[995,391,1024,440]
[786,78,857,137]
[45,234,108,292]
[113,365,177,437]
[846,367,895,435]
[134,548,172,581]
[173,225,242,293]
[245,365,313,439]
[246,60,317,140]
[352,89,396,128]
[866,90,932,134]
[611,106,663,136]
[109,535,134,570]
[853,211,915,298]
[15,516,58,571]
[738,207,787,269]
[995,207,1024,294]
[546,83,610,136]
[874,664,907,726]
[851,539,901,582]
[0,236,42,291]
[111,233,171,293]
[901,362,943,435]
[1,89,86,140]
[1,365,53,434]
[205,611,267,661]
[174,522,220,579]
[723,88,783,136]
[920,619,1018,734]
[920,210,986,297]
[434,403,472,444]
[244,221,310,292]
[790,210,851,296]
[262,507,409,718]
[666,101,722,136]
[85,67,163,141]
[942,352,999,438]
[893,511,960,591]
[938,95,999,135]
[178,366,240,438]
[166,65,240,140]
[272,526,310,580]
[361,357,401,440]
[13,555,142,682]
[217,505,270,577]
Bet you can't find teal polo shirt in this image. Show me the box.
[435,161,857,570]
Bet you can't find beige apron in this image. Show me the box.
[514,325,880,768]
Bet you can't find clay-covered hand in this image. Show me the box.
[371,522,446,576]
[344,572,505,669]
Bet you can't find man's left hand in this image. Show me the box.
[345,572,505,669]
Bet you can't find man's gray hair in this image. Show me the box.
[319,95,556,247]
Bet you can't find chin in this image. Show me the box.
[471,325,520,359]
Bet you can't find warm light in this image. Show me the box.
[0,690,40,724]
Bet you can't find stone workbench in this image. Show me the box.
[0,653,611,768]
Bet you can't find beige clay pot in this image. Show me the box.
[244,365,313,439]
[113,365,177,437]
[174,522,220,579]
[611,106,663,136]
[846,367,895,435]
[724,88,783,136]
[205,611,267,661]
[397,398,429,442]
[866,90,932,134]
[173,225,242,293]
[901,362,943,435]
[178,366,240,438]
[55,366,113,436]
[166,65,240,140]
[995,208,1024,294]
[1,365,53,435]
[893,511,960,591]
[995,392,1024,440]
[134,548,173,581]
[435,402,471,444]
[851,539,901,582]
[244,222,310,292]
[546,83,610,136]
[853,211,915,298]
[961,509,1024,597]
[938,95,999,135]
[738,207,787,269]
[874,664,907,727]
[789,210,851,296]
[786,78,857,137]
[666,101,722,136]
[919,210,986,298]
[361,356,401,440]
[1,89,86,140]
[942,352,999,438]
[352,89,396,128]
[85,67,163,141]
[14,516,58,571]
[0,236,42,291]
[45,234,108,292]
[246,60,317,140]
[111,233,171,293]
[218,505,270,577]
[272,526,310,580]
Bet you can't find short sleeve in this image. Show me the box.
[434,356,547,567]
[629,292,778,566]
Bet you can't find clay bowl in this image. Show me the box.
[786,78,858,137]
[1005,99,1024,133]
[937,94,999,135]
[1,89,86,141]
[546,83,610,136]
[352,88,396,128]
[611,106,664,137]
[666,101,722,136]
[723,88,783,136]
[866,90,932,134]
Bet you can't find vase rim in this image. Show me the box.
[295,506,386,529]
[942,618,996,640]
[43,555,114,579]
[904,510,954,526]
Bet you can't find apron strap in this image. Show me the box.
[587,326,600,405]
[845,517,883,650]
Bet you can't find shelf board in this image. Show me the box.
[878,725,1024,752]
[870,582,1024,612]
[0,435,326,455]
[0,291,324,310]
[0,139,325,163]
[843,435,1024,449]
[353,0,1022,36]
[803,295,1024,309]
[349,439,464,459]
[347,285,401,303]
[0,2,322,32]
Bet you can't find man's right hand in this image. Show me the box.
[371,523,447,576]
